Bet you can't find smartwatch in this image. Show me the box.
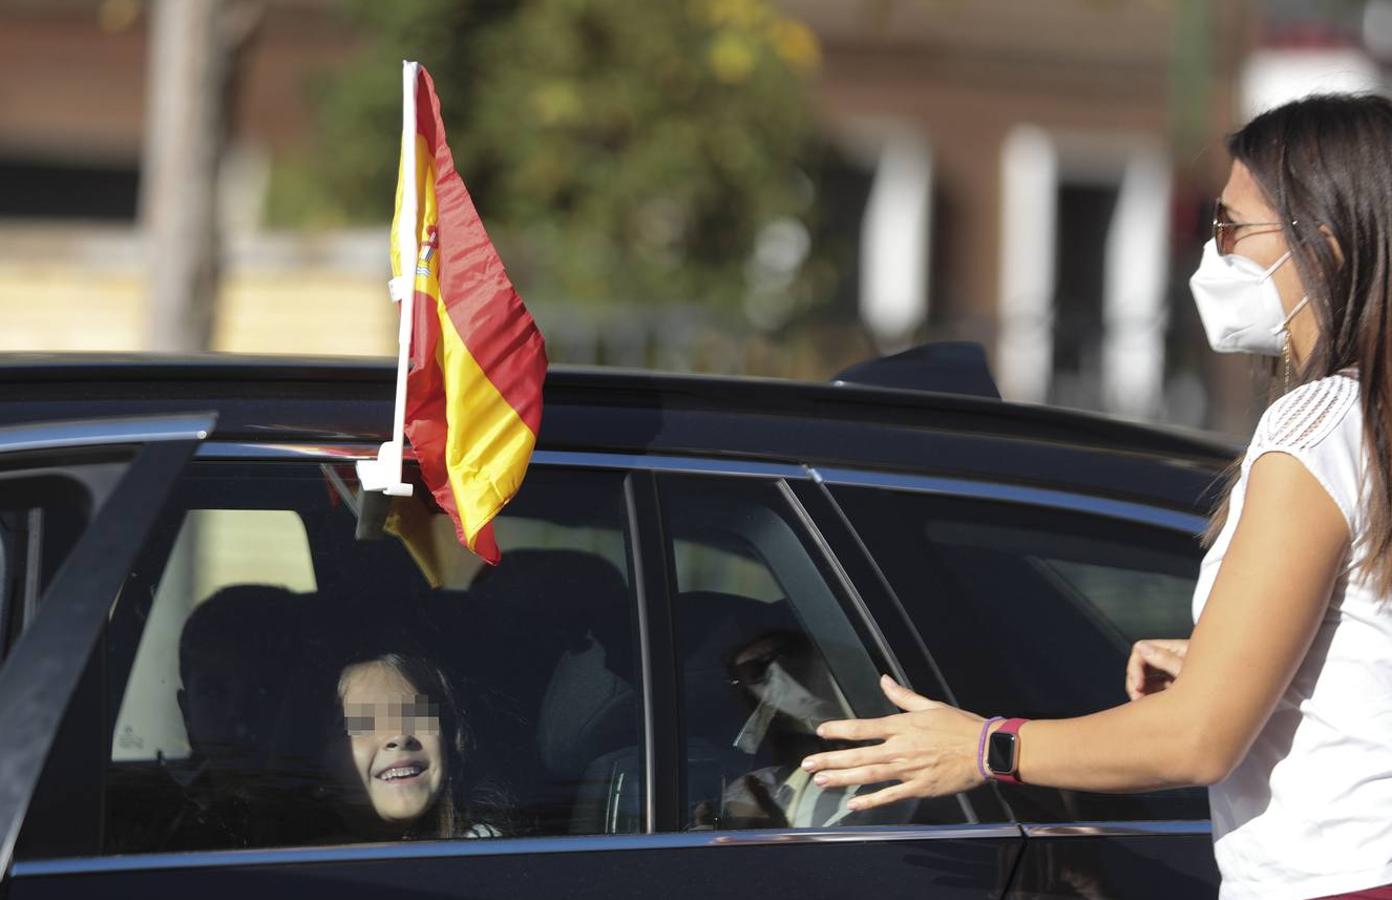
[986,717,1029,784]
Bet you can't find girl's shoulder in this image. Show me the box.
[1256,371,1361,453]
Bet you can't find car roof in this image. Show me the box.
[0,352,1235,515]
[0,351,1234,451]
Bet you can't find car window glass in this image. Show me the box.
[660,474,969,831]
[918,517,1198,644]
[832,485,1208,823]
[0,460,127,661]
[673,540,782,601]
[112,509,317,762]
[15,461,644,860]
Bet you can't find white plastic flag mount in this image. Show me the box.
[356,61,422,499]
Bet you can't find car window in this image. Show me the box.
[112,509,318,762]
[659,474,970,830]
[15,460,644,859]
[916,515,1198,645]
[0,459,128,662]
[831,485,1208,823]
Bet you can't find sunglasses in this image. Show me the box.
[1212,198,1294,256]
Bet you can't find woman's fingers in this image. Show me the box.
[1125,644,1150,700]
[811,763,900,789]
[816,714,898,742]
[847,781,911,812]
[807,703,988,802]
[880,674,938,712]
[801,743,893,774]
[1127,638,1191,698]
[1137,639,1185,678]
[1150,638,1190,659]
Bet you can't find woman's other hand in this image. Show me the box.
[799,675,985,812]
[1125,639,1189,701]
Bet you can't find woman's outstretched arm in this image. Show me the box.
[802,452,1349,811]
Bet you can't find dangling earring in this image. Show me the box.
[1276,294,1309,394]
[1281,330,1293,393]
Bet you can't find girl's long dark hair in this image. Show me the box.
[333,650,514,840]
[1205,93,1392,592]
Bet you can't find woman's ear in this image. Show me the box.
[1319,224,1345,267]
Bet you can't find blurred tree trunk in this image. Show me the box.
[140,0,262,353]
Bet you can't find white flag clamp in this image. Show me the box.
[356,61,422,499]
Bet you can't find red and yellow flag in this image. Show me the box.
[394,64,546,564]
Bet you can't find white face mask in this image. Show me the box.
[1189,238,1309,356]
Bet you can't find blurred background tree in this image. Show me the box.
[269,0,826,313]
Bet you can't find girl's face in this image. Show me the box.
[338,660,446,826]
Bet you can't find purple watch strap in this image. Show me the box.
[977,716,1004,780]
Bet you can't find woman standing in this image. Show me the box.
[802,94,1392,899]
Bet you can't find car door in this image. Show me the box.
[0,413,212,881]
[820,467,1221,899]
[5,444,1020,899]
[628,463,1020,899]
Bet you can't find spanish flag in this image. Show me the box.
[394,62,546,564]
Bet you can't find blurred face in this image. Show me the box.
[1219,159,1318,360]
[338,661,446,826]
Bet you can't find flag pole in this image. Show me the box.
[356,60,419,498]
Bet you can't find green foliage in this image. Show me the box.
[275,0,822,311]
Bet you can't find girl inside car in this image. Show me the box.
[330,651,507,841]
[803,93,1392,900]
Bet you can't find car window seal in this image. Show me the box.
[8,823,1028,877]
[624,470,681,834]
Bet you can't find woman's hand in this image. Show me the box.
[1124,639,1188,701]
[800,675,986,812]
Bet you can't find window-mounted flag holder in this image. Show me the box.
[356,61,422,500]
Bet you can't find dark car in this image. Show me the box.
[0,350,1232,899]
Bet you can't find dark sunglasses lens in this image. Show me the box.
[1213,197,1236,251]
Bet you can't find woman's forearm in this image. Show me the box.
[1012,688,1228,792]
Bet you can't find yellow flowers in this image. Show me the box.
[697,0,820,84]
[709,32,758,84]
[769,19,819,72]
[702,0,764,29]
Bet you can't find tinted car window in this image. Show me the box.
[0,458,128,661]
[660,475,970,830]
[831,485,1207,823]
[16,461,643,859]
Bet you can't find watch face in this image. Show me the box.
[987,730,1017,775]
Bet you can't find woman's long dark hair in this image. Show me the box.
[332,650,514,840]
[1206,93,1392,592]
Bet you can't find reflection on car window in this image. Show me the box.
[15,462,643,859]
[833,486,1208,823]
[918,517,1196,645]
[659,475,966,830]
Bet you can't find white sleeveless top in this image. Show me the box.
[1192,372,1392,899]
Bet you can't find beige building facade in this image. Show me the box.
[0,0,1275,432]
